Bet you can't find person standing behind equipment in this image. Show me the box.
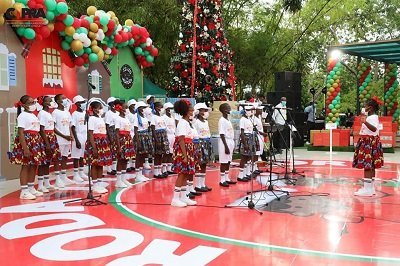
[304,101,316,143]
[271,97,288,153]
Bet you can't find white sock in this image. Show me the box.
[220,172,225,183]
[225,171,230,181]
[112,161,117,171]
[28,182,34,189]
[200,173,206,187]
[180,186,188,198]
[79,167,85,174]
[132,160,136,168]
[187,181,195,193]
[55,171,61,181]
[21,185,28,192]
[107,165,112,172]
[162,164,167,173]
[140,167,144,176]
[239,169,244,179]
[154,165,161,176]
[135,168,141,176]
[117,171,122,182]
[122,170,127,180]
[145,158,149,165]
[73,168,79,176]
[167,163,172,172]
[44,175,50,187]
[38,176,44,188]
[173,187,181,200]
[195,173,202,188]
[61,170,67,178]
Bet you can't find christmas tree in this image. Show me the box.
[168,0,236,101]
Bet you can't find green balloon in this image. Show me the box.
[63,15,74,27]
[128,39,135,45]
[143,51,150,56]
[59,31,66,36]
[45,0,57,11]
[16,0,28,4]
[335,104,341,109]
[16,27,25,36]
[134,47,143,55]
[24,28,36,40]
[89,53,98,63]
[85,17,94,24]
[75,49,84,56]
[332,100,337,105]
[390,87,395,92]
[84,48,92,54]
[336,70,341,76]
[65,36,73,43]
[328,104,334,109]
[56,2,69,14]
[46,11,55,21]
[332,108,337,114]
[99,15,109,26]
[328,113,334,118]
[61,41,70,50]
[146,55,154,63]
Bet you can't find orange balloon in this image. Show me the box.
[71,40,83,52]
[89,23,99,33]
[65,26,75,36]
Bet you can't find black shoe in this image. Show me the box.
[168,171,176,175]
[107,171,116,176]
[219,182,229,187]
[190,191,202,196]
[238,177,249,182]
[195,187,208,192]
[187,193,196,199]
[126,168,132,172]
[161,172,168,178]
[203,186,212,192]
[226,180,237,185]
[253,170,261,174]
[153,174,164,179]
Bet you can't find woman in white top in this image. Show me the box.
[105,97,119,175]
[151,102,170,178]
[162,102,176,174]
[126,99,137,172]
[114,101,135,188]
[37,96,61,192]
[85,101,112,194]
[133,101,153,182]
[193,103,213,193]
[353,97,384,197]
[171,100,198,207]
[8,95,47,200]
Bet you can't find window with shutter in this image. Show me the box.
[0,43,9,91]
[8,53,16,87]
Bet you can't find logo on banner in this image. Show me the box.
[4,8,47,27]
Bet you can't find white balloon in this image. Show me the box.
[117,24,122,31]
[73,33,79,40]
[83,39,91,48]
[105,48,112,54]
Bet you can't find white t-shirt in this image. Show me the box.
[88,116,107,134]
[240,117,254,134]
[52,109,72,145]
[254,116,264,134]
[272,103,287,126]
[38,110,54,131]
[151,115,167,130]
[193,119,211,138]
[176,119,195,139]
[360,114,379,136]
[71,111,87,135]
[126,111,136,137]
[163,114,176,135]
[105,110,119,127]
[115,116,131,132]
[144,107,153,122]
[18,112,40,132]
[133,114,149,131]
[218,117,234,139]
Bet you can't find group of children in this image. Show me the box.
[7,94,384,203]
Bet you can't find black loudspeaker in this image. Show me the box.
[274,72,302,111]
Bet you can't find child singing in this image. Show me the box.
[151,102,170,178]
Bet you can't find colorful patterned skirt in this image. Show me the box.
[46,131,62,163]
[84,135,113,166]
[136,130,154,155]
[154,129,170,155]
[194,138,213,165]
[239,133,260,156]
[8,131,47,166]
[108,126,118,160]
[117,133,135,160]
[353,135,384,170]
[172,138,198,175]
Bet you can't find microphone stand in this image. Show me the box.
[286,109,305,178]
[64,82,106,206]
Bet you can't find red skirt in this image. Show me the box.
[353,135,384,170]
[117,134,135,160]
[8,132,47,166]
[46,132,62,163]
[84,136,113,166]
[172,138,198,175]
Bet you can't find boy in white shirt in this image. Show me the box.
[126,99,137,172]
[105,97,119,175]
[162,102,176,174]
[53,94,74,185]
[71,95,88,183]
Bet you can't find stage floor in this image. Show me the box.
[1,150,400,265]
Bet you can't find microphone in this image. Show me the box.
[274,107,293,111]
[88,82,96,90]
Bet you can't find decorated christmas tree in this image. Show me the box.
[168,0,236,101]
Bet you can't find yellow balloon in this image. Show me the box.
[89,23,98,33]
[0,14,4,26]
[104,54,110,60]
[71,40,83,52]
[88,31,96,39]
[125,19,134,26]
[65,26,75,36]
[91,45,100,54]
[0,0,12,14]
[91,40,98,46]
[97,50,104,61]
[13,3,24,15]
[47,23,54,32]
[87,6,97,16]
[107,11,116,18]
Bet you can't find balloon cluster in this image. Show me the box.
[0,0,13,26]
[357,60,372,103]
[325,58,342,124]
[5,0,69,43]
[58,6,158,68]
[384,63,399,116]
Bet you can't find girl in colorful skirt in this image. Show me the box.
[353,97,384,197]
[238,105,259,182]
[218,103,237,187]
[105,97,119,175]
[126,99,137,172]
[162,102,176,174]
[37,95,61,193]
[193,103,213,193]
[151,102,170,178]
[133,101,153,182]
[114,102,136,188]
[8,95,47,200]
[85,101,112,194]
[171,100,198,207]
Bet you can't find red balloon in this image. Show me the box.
[111,47,118,55]
[40,26,51,38]
[150,47,158,56]
[121,32,128,42]
[56,14,67,21]
[80,19,90,29]
[28,0,37,9]
[35,34,43,41]
[82,53,89,59]
[114,34,122,44]
[57,0,66,2]
[72,18,81,29]
[74,57,84,67]
[107,19,115,29]
[54,21,65,32]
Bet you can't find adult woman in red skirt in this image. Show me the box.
[353,97,384,197]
